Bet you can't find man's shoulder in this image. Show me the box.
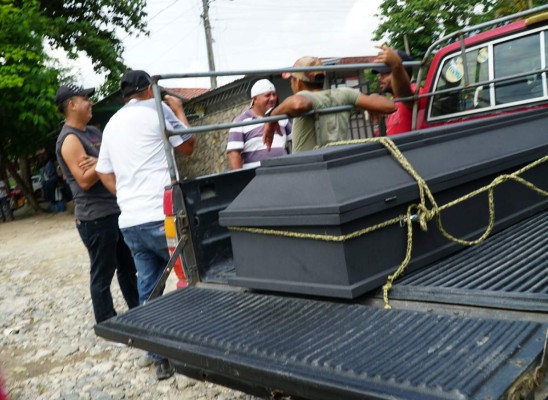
[104,100,154,131]
[114,98,157,118]
[298,87,359,106]
[57,125,79,145]
[125,98,156,107]
[232,109,254,123]
[331,87,360,97]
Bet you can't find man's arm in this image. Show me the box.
[375,45,414,107]
[227,150,244,170]
[355,93,396,114]
[60,134,99,191]
[263,94,313,151]
[163,95,195,156]
[174,136,195,155]
[270,94,313,117]
[96,172,117,195]
[163,95,191,126]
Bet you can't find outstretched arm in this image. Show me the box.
[263,94,313,151]
[355,93,396,114]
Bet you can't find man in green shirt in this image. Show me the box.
[263,56,396,153]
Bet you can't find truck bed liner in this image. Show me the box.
[387,211,548,312]
[96,213,548,399]
[96,288,546,399]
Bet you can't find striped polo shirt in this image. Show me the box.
[226,109,292,168]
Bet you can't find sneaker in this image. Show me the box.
[137,354,154,368]
[155,359,175,380]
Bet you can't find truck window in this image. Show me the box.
[431,47,490,118]
[494,33,543,104]
[429,28,548,121]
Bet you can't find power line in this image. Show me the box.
[147,0,181,22]
[119,0,181,43]
[123,3,200,54]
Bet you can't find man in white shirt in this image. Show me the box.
[96,70,194,380]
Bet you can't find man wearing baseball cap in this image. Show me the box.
[226,79,292,169]
[263,56,396,153]
[373,46,421,135]
[96,69,194,380]
[54,83,139,326]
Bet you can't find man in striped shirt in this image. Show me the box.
[226,79,291,169]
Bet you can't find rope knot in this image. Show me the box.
[415,204,431,231]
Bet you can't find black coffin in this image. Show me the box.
[219,110,548,298]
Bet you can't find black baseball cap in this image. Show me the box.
[372,49,413,78]
[54,84,95,106]
[120,70,152,97]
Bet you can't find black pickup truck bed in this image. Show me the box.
[96,210,547,400]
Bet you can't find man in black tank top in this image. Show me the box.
[54,84,139,323]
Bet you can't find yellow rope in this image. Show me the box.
[228,137,548,309]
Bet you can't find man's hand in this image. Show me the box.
[262,121,282,151]
[374,45,402,70]
[78,155,97,171]
[164,94,191,126]
[163,95,183,114]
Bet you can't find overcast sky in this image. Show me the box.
[73,0,384,89]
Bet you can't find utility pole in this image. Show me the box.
[201,0,217,89]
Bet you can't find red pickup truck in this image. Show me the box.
[96,6,548,400]
[412,9,548,131]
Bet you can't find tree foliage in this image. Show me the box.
[373,0,545,59]
[40,0,148,85]
[0,0,149,158]
[0,0,60,157]
[0,0,148,209]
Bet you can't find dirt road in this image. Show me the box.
[0,205,249,399]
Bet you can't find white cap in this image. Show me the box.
[250,79,276,98]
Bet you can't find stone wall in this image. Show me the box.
[175,100,250,180]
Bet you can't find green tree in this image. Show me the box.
[0,0,59,210]
[0,0,148,211]
[41,0,148,90]
[373,0,545,59]
[491,0,541,16]
[373,0,493,59]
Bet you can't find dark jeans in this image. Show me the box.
[43,178,58,203]
[0,196,12,221]
[122,220,170,363]
[76,214,139,323]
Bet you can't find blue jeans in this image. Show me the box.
[76,214,139,323]
[121,221,169,305]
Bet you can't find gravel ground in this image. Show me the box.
[0,205,251,400]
